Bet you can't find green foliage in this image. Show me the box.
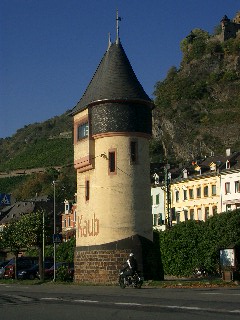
[0,176,28,194]
[9,167,76,201]
[56,238,75,263]
[0,139,73,171]
[180,29,210,63]
[25,238,76,264]
[159,210,240,277]
[1,219,26,254]
[223,37,240,55]
[56,265,73,282]
[0,111,73,171]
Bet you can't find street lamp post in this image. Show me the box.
[53,180,57,282]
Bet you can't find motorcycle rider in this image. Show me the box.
[122,253,138,283]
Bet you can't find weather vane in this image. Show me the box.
[116,9,122,44]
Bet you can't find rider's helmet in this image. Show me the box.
[129,253,134,257]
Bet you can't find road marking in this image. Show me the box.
[41,298,62,301]
[201,292,240,296]
[166,305,201,310]
[74,299,99,303]
[115,302,142,306]
[4,294,33,302]
[230,310,240,313]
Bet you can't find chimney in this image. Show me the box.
[226,148,231,157]
[182,169,188,178]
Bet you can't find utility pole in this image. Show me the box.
[164,164,172,228]
[53,181,57,282]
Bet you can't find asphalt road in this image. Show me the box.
[0,283,239,320]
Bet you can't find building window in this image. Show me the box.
[153,214,158,226]
[158,213,164,225]
[212,206,217,215]
[64,219,66,228]
[171,207,176,221]
[189,189,194,199]
[108,150,116,173]
[190,209,194,220]
[196,187,201,198]
[235,181,240,193]
[212,185,216,196]
[183,190,187,200]
[130,141,138,164]
[184,210,188,221]
[197,208,202,220]
[204,186,208,197]
[68,216,71,227]
[226,204,231,212]
[77,122,89,140]
[175,190,179,202]
[74,210,76,222]
[205,207,209,220]
[176,212,180,223]
[85,180,90,201]
[225,182,230,194]
[156,194,159,205]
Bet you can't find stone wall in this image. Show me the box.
[74,249,131,284]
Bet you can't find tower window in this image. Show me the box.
[130,141,138,164]
[108,150,116,174]
[85,179,90,201]
[77,122,89,140]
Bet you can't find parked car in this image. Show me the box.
[0,260,10,279]
[4,257,38,279]
[17,261,54,280]
[42,262,74,280]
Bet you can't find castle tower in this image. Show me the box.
[71,15,154,283]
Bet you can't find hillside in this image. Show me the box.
[152,28,240,163]
[0,111,73,171]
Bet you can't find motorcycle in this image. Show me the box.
[118,269,143,289]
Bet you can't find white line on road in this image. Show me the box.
[115,302,142,306]
[41,298,63,301]
[74,300,99,303]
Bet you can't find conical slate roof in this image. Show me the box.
[71,40,153,115]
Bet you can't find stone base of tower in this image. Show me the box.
[74,234,162,284]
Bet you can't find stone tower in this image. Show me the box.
[71,17,154,283]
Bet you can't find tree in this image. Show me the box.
[1,210,52,280]
[19,211,53,280]
[1,219,27,278]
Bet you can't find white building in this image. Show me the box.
[151,186,166,231]
[220,169,240,212]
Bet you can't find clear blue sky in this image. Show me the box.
[0,0,239,138]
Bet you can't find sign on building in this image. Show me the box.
[0,193,11,206]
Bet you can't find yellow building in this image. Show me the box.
[171,173,220,223]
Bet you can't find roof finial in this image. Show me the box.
[107,32,112,50]
[116,9,122,44]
